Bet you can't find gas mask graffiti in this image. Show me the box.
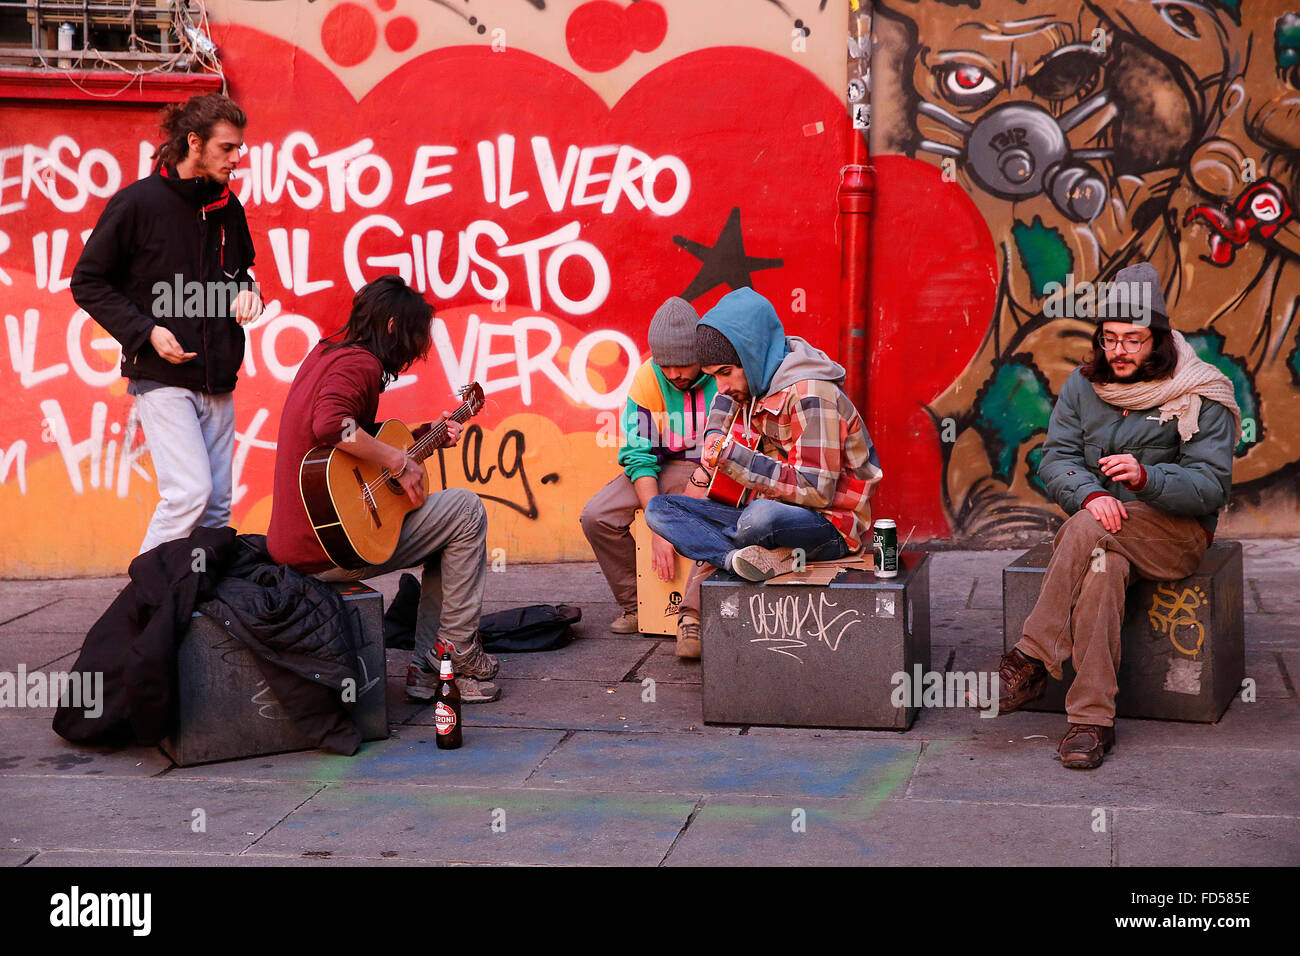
[918,92,1113,222]
[873,0,1300,545]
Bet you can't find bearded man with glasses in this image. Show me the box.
[992,263,1242,769]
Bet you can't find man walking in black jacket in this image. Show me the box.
[72,94,261,554]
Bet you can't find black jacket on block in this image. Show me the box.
[199,534,362,756]
[52,526,240,746]
[70,166,256,394]
[53,530,362,756]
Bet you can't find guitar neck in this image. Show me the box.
[405,401,476,463]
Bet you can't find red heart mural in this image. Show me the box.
[218,26,850,420]
[0,26,867,570]
[865,155,998,538]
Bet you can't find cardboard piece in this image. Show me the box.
[765,552,874,586]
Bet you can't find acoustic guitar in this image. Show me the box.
[299,383,486,570]
[705,405,760,508]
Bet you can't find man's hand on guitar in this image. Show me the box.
[306,384,485,570]
[701,434,726,470]
[389,449,427,507]
[439,410,462,448]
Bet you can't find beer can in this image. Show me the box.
[873,519,898,578]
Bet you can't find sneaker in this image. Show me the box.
[405,657,439,701]
[730,545,797,582]
[676,615,701,660]
[455,675,501,704]
[609,609,641,634]
[991,647,1049,714]
[450,638,500,681]
[1058,723,1115,769]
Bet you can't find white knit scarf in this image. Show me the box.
[1092,330,1242,443]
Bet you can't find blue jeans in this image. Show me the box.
[644,495,849,570]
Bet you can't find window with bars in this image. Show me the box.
[0,0,217,72]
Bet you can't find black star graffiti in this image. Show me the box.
[673,206,784,301]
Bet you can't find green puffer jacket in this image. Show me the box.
[1036,368,1236,535]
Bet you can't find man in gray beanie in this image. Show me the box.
[580,298,718,648]
[993,261,1240,769]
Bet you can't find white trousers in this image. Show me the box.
[132,386,236,555]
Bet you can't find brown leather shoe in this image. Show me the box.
[993,647,1048,714]
[675,615,701,660]
[1058,723,1116,769]
[609,609,641,634]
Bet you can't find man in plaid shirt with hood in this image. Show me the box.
[646,287,883,658]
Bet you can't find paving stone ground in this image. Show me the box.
[0,544,1296,866]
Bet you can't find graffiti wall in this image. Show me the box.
[868,0,1300,544]
[0,1,849,576]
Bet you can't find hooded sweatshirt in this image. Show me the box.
[698,288,883,550]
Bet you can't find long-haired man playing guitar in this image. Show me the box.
[268,276,501,703]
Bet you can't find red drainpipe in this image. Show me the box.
[838,132,873,411]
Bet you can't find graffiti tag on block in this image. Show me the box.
[1148,583,1208,659]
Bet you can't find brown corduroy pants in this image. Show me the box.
[1017,501,1207,726]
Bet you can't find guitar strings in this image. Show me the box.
[358,396,475,499]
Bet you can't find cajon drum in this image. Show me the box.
[631,509,693,635]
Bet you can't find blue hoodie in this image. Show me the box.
[697,288,789,396]
[694,288,880,551]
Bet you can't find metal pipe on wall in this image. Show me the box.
[838,131,872,412]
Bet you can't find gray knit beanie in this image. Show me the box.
[647,297,700,367]
[1098,262,1170,331]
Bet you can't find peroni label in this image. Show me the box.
[434,702,458,735]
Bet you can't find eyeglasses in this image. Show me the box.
[1100,333,1151,353]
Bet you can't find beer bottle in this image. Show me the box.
[433,651,463,749]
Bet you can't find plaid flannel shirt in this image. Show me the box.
[704,379,883,551]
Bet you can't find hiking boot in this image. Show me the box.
[455,675,501,704]
[609,609,641,634]
[450,638,500,681]
[1058,723,1115,769]
[407,650,501,704]
[730,545,797,582]
[994,647,1049,714]
[676,615,701,660]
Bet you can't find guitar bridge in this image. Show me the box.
[354,467,382,529]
